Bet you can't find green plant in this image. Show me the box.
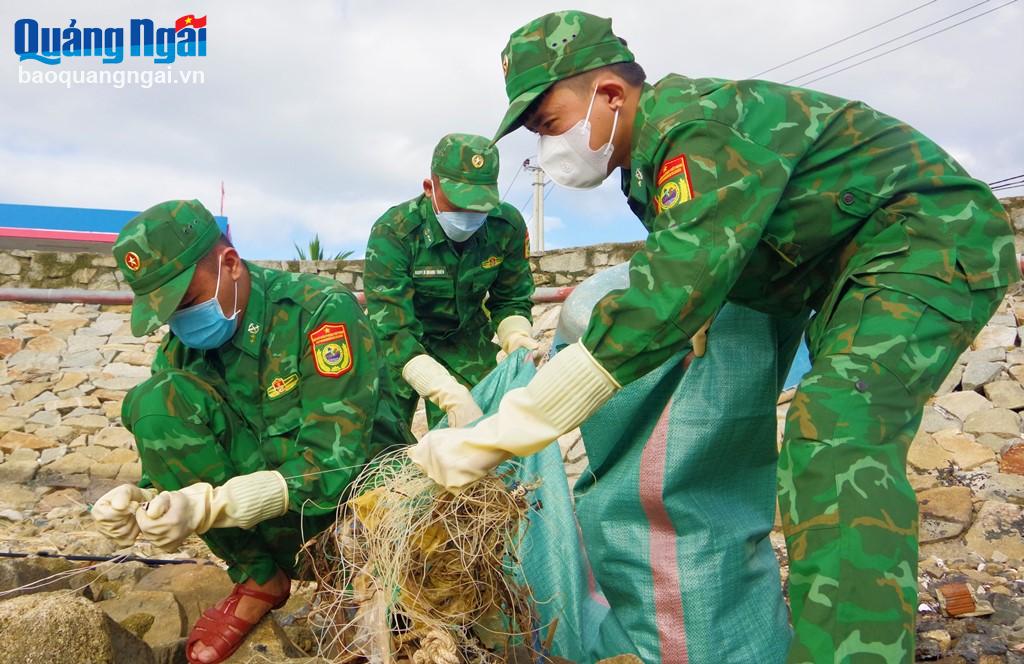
[294,234,353,261]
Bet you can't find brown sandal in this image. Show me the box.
[186,583,290,664]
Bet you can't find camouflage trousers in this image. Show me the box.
[399,325,500,428]
[780,273,1003,664]
[123,370,334,585]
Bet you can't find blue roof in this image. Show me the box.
[0,202,228,233]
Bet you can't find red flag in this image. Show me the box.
[175,15,207,32]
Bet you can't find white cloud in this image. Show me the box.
[1,0,1021,258]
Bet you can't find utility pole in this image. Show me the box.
[524,159,545,252]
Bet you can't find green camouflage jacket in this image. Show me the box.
[364,195,534,398]
[582,75,1018,385]
[141,262,414,515]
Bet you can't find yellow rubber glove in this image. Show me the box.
[496,315,540,355]
[92,484,158,546]
[134,471,289,551]
[407,342,620,491]
[402,354,484,427]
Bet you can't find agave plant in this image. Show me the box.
[294,233,353,261]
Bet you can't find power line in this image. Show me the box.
[793,0,1018,86]
[785,0,994,84]
[989,174,1024,186]
[750,0,940,78]
[500,162,524,202]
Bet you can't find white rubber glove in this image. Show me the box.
[496,315,540,355]
[402,354,484,427]
[408,342,620,491]
[92,484,158,546]
[135,471,289,551]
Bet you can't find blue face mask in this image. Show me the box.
[169,255,240,350]
[432,192,486,242]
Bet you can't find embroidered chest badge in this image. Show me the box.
[481,256,503,269]
[266,373,299,399]
[308,322,354,378]
[654,154,695,214]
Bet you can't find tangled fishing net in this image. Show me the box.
[305,449,541,663]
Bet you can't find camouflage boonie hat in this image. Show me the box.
[495,10,634,141]
[431,133,500,213]
[113,199,221,337]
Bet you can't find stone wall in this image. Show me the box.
[0,241,645,291]
[2,194,1020,292]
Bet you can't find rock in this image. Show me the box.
[952,633,1008,660]
[36,487,83,512]
[936,391,993,421]
[963,501,1024,560]
[61,349,105,369]
[920,406,962,433]
[25,334,66,354]
[134,563,235,629]
[53,371,88,392]
[101,362,150,379]
[93,427,136,449]
[0,485,37,512]
[117,462,143,482]
[909,472,939,492]
[936,364,964,396]
[0,459,38,483]
[962,361,1006,391]
[0,509,24,521]
[101,448,138,465]
[38,444,68,465]
[961,347,1008,364]
[65,334,106,354]
[41,452,94,476]
[93,376,143,391]
[964,408,1021,439]
[976,433,1015,453]
[90,462,122,479]
[26,409,61,427]
[0,337,22,358]
[0,415,27,434]
[972,325,1018,350]
[0,557,76,599]
[45,396,101,413]
[64,414,110,432]
[0,591,156,663]
[0,430,57,452]
[1001,444,1024,475]
[919,486,974,524]
[984,380,1024,410]
[99,590,187,647]
[933,429,998,470]
[12,382,48,403]
[35,471,90,489]
[909,432,952,471]
[221,616,305,663]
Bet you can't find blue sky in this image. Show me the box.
[1,1,1022,259]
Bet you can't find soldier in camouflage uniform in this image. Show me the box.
[409,11,1019,664]
[364,133,536,429]
[91,200,413,664]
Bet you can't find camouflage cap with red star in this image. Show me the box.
[113,199,221,336]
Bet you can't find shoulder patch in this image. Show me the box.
[654,154,695,213]
[308,322,354,378]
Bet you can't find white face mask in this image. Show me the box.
[537,86,620,190]
[431,191,487,242]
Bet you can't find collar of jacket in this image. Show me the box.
[229,260,266,359]
[622,81,659,214]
